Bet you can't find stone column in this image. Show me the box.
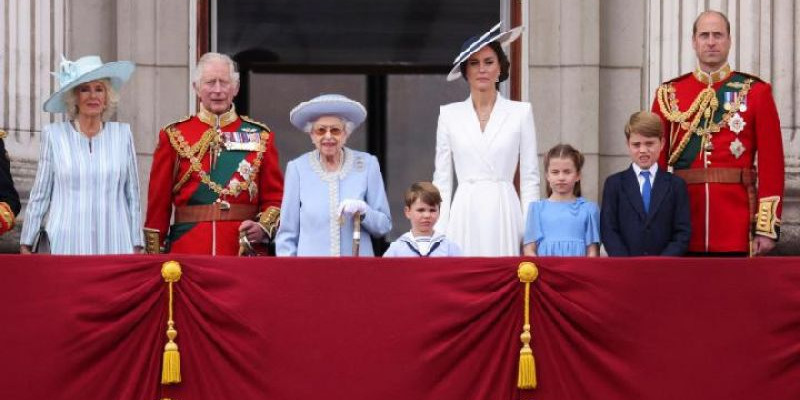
[0,0,69,251]
[115,0,192,209]
[598,0,648,183]
[529,0,601,201]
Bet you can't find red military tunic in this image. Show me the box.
[145,106,284,255]
[0,130,21,235]
[652,64,784,253]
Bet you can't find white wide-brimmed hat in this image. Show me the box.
[446,22,524,82]
[43,55,135,113]
[289,94,367,132]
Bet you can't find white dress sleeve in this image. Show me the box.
[518,102,540,222]
[432,107,453,234]
[20,125,55,246]
[122,124,144,247]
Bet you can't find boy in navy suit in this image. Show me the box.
[601,111,690,256]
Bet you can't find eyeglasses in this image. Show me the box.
[312,125,345,137]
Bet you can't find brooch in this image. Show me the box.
[354,156,365,172]
[728,113,746,134]
[729,139,745,159]
[227,177,243,196]
[238,159,253,180]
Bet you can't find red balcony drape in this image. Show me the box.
[1,255,798,400]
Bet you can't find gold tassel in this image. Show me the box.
[161,261,183,385]
[517,261,539,389]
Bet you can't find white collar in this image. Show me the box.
[631,163,658,177]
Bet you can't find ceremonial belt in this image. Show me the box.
[674,167,757,223]
[174,204,258,223]
[673,167,755,185]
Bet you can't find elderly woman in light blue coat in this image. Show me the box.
[276,94,391,256]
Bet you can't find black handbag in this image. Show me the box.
[31,227,50,254]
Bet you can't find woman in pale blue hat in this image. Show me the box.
[276,94,392,256]
[432,22,540,256]
[20,55,143,254]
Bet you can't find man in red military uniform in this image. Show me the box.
[144,52,284,255]
[652,10,784,256]
[0,130,21,236]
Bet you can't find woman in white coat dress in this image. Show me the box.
[432,22,540,256]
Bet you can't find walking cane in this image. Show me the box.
[352,211,361,257]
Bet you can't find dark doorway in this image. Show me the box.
[217,0,501,243]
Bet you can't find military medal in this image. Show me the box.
[723,91,737,112]
[224,127,264,151]
[729,138,745,159]
[728,113,746,134]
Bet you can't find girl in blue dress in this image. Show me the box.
[523,144,600,256]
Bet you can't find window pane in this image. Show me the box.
[218,0,499,66]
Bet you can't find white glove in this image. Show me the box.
[337,199,368,217]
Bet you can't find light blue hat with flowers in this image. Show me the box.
[289,94,367,132]
[446,22,524,82]
[43,55,135,113]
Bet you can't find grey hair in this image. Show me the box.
[194,52,240,86]
[63,79,119,121]
[304,116,355,136]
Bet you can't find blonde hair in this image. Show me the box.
[544,143,585,198]
[624,111,663,140]
[63,79,119,121]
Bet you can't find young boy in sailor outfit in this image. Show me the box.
[383,182,461,257]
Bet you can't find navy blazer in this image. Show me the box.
[600,166,690,256]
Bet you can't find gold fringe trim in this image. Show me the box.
[517,261,539,389]
[161,261,183,385]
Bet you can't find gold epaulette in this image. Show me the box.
[0,130,6,139]
[665,72,692,84]
[160,115,192,133]
[735,71,765,84]
[241,115,272,133]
